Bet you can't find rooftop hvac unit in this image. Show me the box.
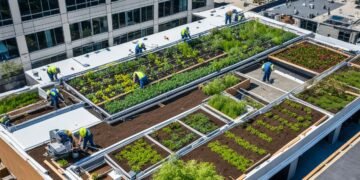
[309,4,315,9]
[294,9,299,15]
[308,13,315,18]
[275,15,281,21]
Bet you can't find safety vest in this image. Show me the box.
[181,28,189,36]
[138,42,143,48]
[0,116,8,124]
[59,129,72,136]
[262,62,274,72]
[47,88,60,97]
[47,66,58,74]
[133,71,145,79]
[79,128,90,138]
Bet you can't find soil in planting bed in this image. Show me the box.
[150,122,200,151]
[352,56,360,66]
[182,100,326,179]
[108,137,169,173]
[180,109,226,133]
[90,89,208,148]
[271,41,349,73]
[9,90,79,125]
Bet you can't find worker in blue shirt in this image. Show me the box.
[47,87,64,109]
[56,129,74,144]
[181,27,191,41]
[135,41,146,55]
[225,10,233,24]
[0,114,11,127]
[77,127,96,150]
[47,65,60,81]
[133,71,148,89]
[262,61,274,83]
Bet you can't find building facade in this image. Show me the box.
[0,0,214,92]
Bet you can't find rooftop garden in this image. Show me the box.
[0,91,40,115]
[297,66,359,113]
[270,41,349,73]
[180,110,225,134]
[182,99,326,178]
[108,138,169,173]
[207,95,248,119]
[66,20,296,115]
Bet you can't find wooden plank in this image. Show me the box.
[313,115,329,127]
[96,53,227,106]
[304,132,360,180]
[0,138,43,180]
[345,91,360,97]
[44,160,66,180]
[350,63,360,69]
[273,136,301,156]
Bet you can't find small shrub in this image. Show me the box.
[182,113,218,134]
[208,95,247,119]
[56,159,69,168]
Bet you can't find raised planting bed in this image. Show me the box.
[0,91,41,115]
[350,56,360,66]
[297,79,357,113]
[182,99,327,178]
[180,109,226,135]
[206,94,249,120]
[65,21,296,116]
[201,73,250,96]
[328,66,360,91]
[269,41,350,75]
[150,122,200,152]
[107,137,169,173]
[6,88,80,125]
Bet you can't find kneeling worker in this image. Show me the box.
[57,129,74,144]
[47,65,61,81]
[47,87,65,109]
[181,27,191,41]
[133,71,148,89]
[0,114,11,127]
[135,41,146,55]
[77,127,95,150]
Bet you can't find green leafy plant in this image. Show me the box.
[225,132,267,155]
[182,113,219,134]
[256,119,284,133]
[153,158,223,180]
[56,159,69,168]
[114,138,163,172]
[208,95,247,119]
[245,126,272,142]
[202,74,241,95]
[208,141,252,172]
[0,91,40,114]
[150,122,197,151]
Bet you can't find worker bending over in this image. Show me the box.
[133,71,148,89]
[0,114,11,127]
[77,127,95,150]
[47,87,65,109]
[262,61,274,83]
[234,12,245,22]
[225,9,235,24]
[181,27,191,41]
[56,129,74,144]
[47,65,61,81]
[135,41,146,55]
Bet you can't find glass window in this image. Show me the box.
[192,0,206,9]
[70,17,107,41]
[25,27,64,52]
[0,0,13,26]
[338,31,351,42]
[70,23,81,40]
[18,0,59,21]
[113,27,153,45]
[92,16,107,35]
[300,19,317,32]
[112,14,119,29]
[82,20,92,38]
[66,0,105,12]
[141,6,153,22]
[159,17,187,32]
[31,53,66,68]
[112,6,153,30]
[0,38,20,61]
[159,0,186,18]
[73,40,108,56]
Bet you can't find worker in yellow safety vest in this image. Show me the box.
[77,127,95,150]
[47,65,61,81]
[181,27,191,41]
[133,71,148,88]
[135,41,146,55]
[0,114,11,127]
[47,87,64,109]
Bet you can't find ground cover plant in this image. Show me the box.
[329,67,360,89]
[271,41,348,73]
[202,74,241,95]
[181,112,220,134]
[68,20,296,114]
[0,91,40,114]
[297,79,356,113]
[182,99,325,178]
[153,159,224,180]
[208,95,247,119]
[150,122,199,151]
[110,138,166,172]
